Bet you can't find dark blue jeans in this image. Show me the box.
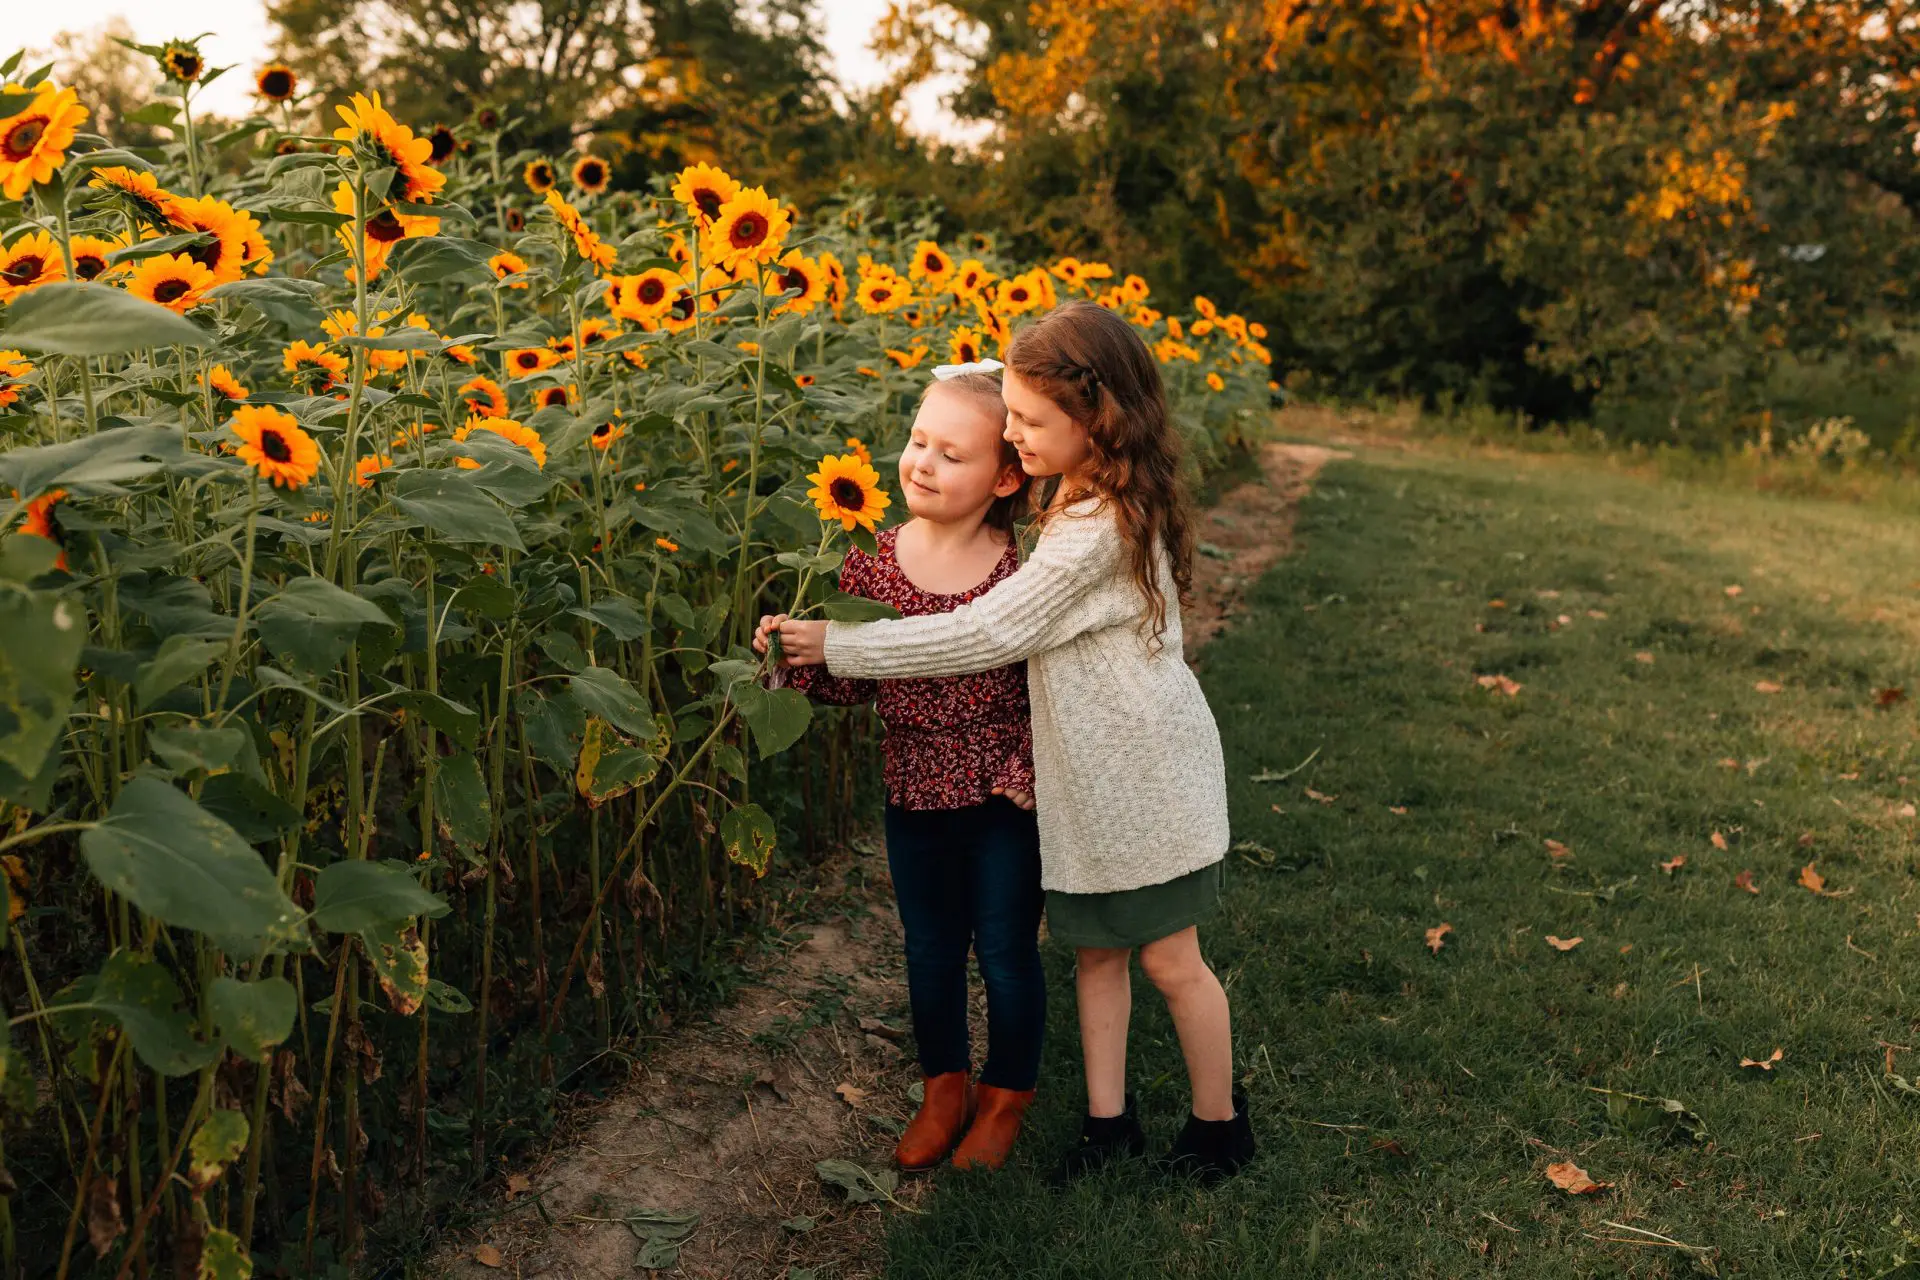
[884,799,1046,1091]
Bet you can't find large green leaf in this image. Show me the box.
[388,471,526,551]
[205,277,328,329]
[87,951,222,1077]
[255,576,397,676]
[0,426,184,503]
[732,684,812,759]
[822,592,903,622]
[311,860,448,933]
[383,689,480,750]
[568,595,649,641]
[517,687,584,770]
[574,718,662,806]
[208,977,296,1063]
[389,236,496,284]
[0,283,209,355]
[569,666,654,738]
[430,752,490,850]
[198,773,303,844]
[0,588,84,777]
[148,722,247,775]
[79,778,303,946]
[719,803,777,878]
[134,636,227,708]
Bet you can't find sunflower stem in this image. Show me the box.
[213,473,261,717]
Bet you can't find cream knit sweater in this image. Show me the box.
[824,499,1230,895]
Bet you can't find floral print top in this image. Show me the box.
[782,526,1034,810]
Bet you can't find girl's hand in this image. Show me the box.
[993,787,1036,811]
[776,618,828,666]
[753,614,790,656]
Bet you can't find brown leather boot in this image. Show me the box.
[950,1085,1036,1171]
[895,1072,975,1170]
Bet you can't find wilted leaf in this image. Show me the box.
[1545,839,1570,859]
[198,1227,254,1280]
[187,1109,250,1186]
[87,1173,123,1256]
[504,1173,530,1200]
[719,802,776,878]
[1874,687,1907,709]
[1475,673,1522,697]
[1304,787,1336,805]
[815,1158,898,1205]
[1544,1160,1611,1194]
[835,1082,868,1107]
[1424,922,1452,954]
[1740,1047,1784,1071]
[1754,680,1783,694]
[472,1244,505,1267]
[362,920,428,1016]
[1545,935,1583,951]
[1734,869,1759,895]
[1797,863,1825,895]
[1660,855,1686,874]
[1710,831,1729,850]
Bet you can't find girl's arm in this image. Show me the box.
[820,509,1136,681]
[782,551,881,705]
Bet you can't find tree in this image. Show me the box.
[32,18,171,149]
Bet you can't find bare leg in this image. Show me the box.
[1074,946,1132,1117]
[1139,927,1234,1121]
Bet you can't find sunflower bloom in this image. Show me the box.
[843,436,872,466]
[1206,372,1225,391]
[86,166,172,224]
[459,375,509,418]
[818,251,848,310]
[283,340,349,394]
[126,253,214,313]
[454,417,546,469]
[0,83,88,201]
[66,234,126,282]
[855,270,908,316]
[162,43,204,82]
[807,454,891,533]
[1194,295,1217,320]
[1190,318,1214,337]
[544,189,616,273]
[908,240,954,290]
[992,271,1043,317]
[202,364,249,402]
[886,345,929,370]
[489,251,529,288]
[671,162,740,229]
[572,155,611,194]
[764,250,826,316]
[575,318,619,351]
[15,488,67,569]
[506,347,560,379]
[0,232,67,302]
[0,350,34,410]
[950,258,993,300]
[1121,274,1150,303]
[654,537,678,553]
[155,194,262,286]
[590,418,626,450]
[535,384,576,410]
[255,64,298,102]
[354,454,394,487]
[703,186,790,273]
[947,326,986,367]
[523,159,556,194]
[427,125,458,164]
[229,406,321,489]
[330,181,437,282]
[334,92,446,205]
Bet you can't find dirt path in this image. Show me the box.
[430,438,1343,1280]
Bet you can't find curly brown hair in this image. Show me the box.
[1006,301,1194,645]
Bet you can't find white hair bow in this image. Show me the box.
[932,358,1005,381]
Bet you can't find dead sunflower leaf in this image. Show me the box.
[1545,935,1584,951]
[834,1082,868,1108]
[1475,673,1523,697]
[1734,869,1759,895]
[473,1244,505,1268]
[1740,1048,1785,1071]
[1710,831,1729,851]
[504,1174,530,1201]
[1755,680,1784,694]
[1874,687,1907,709]
[1545,839,1571,859]
[1660,856,1686,874]
[1304,787,1336,805]
[1424,922,1453,955]
[1797,863,1825,895]
[1545,1160,1611,1194]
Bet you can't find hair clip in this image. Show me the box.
[932,358,1005,381]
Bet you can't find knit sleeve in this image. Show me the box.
[822,507,1136,680]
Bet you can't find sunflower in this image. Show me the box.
[1250,321,1268,340]
[504,207,525,232]
[255,63,298,102]
[886,345,929,370]
[1193,295,1217,320]
[654,538,678,553]
[664,231,693,269]
[0,350,35,410]
[523,159,557,193]
[818,250,848,311]
[908,240,954,290]
[427,125,458,164]
[621,348,649,371]
[353,454,394,487]
[576,318,619,349]
[459,375,509,418]
[1079,261,1113,283]
[765,250,826,316]
[489,251,529,288]
[0,232,66,302]
[843,436,871,466]
[704,186,790,273]
[229,405,321,489]
[992,270,1043,317]
[454,417,546,469]
[1190,318,1215,337]
[1131,306,1161,328]
[590,418,625,450]
[330,181,437,282]
[1121,273,1150,303]
[0,83,88,202]
[86,171,170,236]
[544,189,616,273]
[65,234,124,282]
[535,384,576,410]
[162,43,204,82]
[806,453,891,533]
[659,273,700,333]
[947,326,986,367]
[126,253,213,313]
[671,162,740,229]
[794,372,815,387]
[202,364,249,402]
[1206,372,1225,392]
[1166,317,1184,340]
[283,340,349,394]
[572,155,611,195]
[950,258,992,300]
[1050,256,1083,288]
[333,92,445,205]
[15,488,68,570]
[506,347,559,379]
[154,195,256,286]
[855,271,908,316]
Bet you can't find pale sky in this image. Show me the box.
[13,0,984,143]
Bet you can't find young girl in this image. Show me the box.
[767,302,1255,1184]
[765,365,1047,1173]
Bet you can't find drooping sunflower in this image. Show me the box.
[454,417,547,470]
[202,364,249,402]
[86,166,172,225]
[162,43,204,82]
[0,350,35,410]
[0,83,88,202]
[703,186,790,273]
[283,340,349,394]
[806,453,891,533]
[506,347,560,379]
[572,155,611,195]
[1206,372,1225,392]
[427,124,458,164]
[671,162,740,230]
[126,253,214,314]
[459,376,509,418]
[947,326,986,367]
[229,405,321,490]
[66,234,126,282]
[885,345,929,370]
[950,258,993,300]
[544,189,616,273]
[535,384,576,410]
[333,92,445,205]
[255,63,298,102]
[765,250,826,316]
[489,251,529,288]
[855,270,908,316]
[523,159,557,194]
[353,454,394,487]
[908,240,954,290]
[0,232,66,302]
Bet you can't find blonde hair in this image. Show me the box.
[917,372,1030,534]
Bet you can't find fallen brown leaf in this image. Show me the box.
[1740,1048,1785,1071]
[1634,651,1656,664]
[1305,787,1336,805]
[1545,935,1584,951]
[1754,680,1784,694]
[1798,863,1825,895]
[1545,1160,1612,1194]
[1369,1137,1411,1157]
[1425,922,1453,955]
[1388,805,1408,815]
[1660,855,1686,874]
[474,1245,505,1268]
[1875,687,1908,709]
[1475,673,1523,697]
[1710,831,1729,851]
[1734,869,1759,895]
[1717,757,1740,769]
[1797,831,1815,847]
[834,1082,868,1107]
[1587,609,1608,620]
[1545,839,1571,859]
[1724,584,1744,597]
[504,1173,530,1201]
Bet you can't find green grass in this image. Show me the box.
[881,444,1920,1278]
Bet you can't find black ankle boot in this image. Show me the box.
[1156,1090,1255,1186]
[1052,1094,1146,1184]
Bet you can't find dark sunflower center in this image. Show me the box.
[636,278,666,305]
[2,255,46,287]
[261,429,294,462]
[670,291,694,319]
[152,278,191,303]
[923,253,941,272]
[779,268,806,293]
[542,389,564,405]
[516,353,538,370]
[531,166,552,187]
[694,189,723,222]
[1010,287,1028,301]
[428,128,456,162]
[729,214,766,249]
[582,328,604,345]
[871,286,891,303]
[958,342,977,363]
[74,254,106,280]
[3,118,45,159]
[580,162,605,185]
[829,478,865,510]
[261,69,294,99]
[505,209,525,231]
[592,423,611,439]
[185,234,223,272]
[171,53,203,79]
[478,109,499,129]
[366,210,406,243]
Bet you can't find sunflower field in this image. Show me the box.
[0,41,1270,1278]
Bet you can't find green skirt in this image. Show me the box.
[1045,861,1224,949]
